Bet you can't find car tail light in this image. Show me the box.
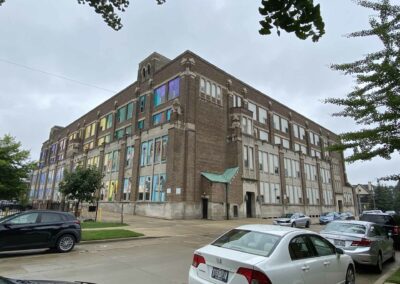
[393,226,399,235]
[351,238,372,247]
[237,267,272,284]
[192,253,206,268]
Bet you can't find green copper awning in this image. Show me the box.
[201,167,239,184]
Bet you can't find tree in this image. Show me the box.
[325,0,400,181]
[59,166,103,215]
[393,181,400,211]
[0,135,34,200]
[0,0,324,41]
[259,0,325,42]
[373,184,394,211]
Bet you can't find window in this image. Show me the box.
[287,185,302,204]
[138,119,145,130]
[268,154,279,175]
[216,86,222,100]
[126,146,134,168]
[241,117,253,135]
[200,78,206,93]
[309,132,320,146]
[8,213,39,224]
[259,130,268,141]
[85,123,96,139]
[154,138,161,163]
[125,125,132,136]
[243,145,254,169]
[123,178,131,201]
[126,102,133,120]
[117,105,127,123]
[308,235,335,256]
[282,138,290,149]
[258,107,267,124]
[293,124,306,140]
[154,84,167,107]
[289,236,314,260]
[139,95,146,113]
[260,182,280,204]
[258,151,268,173]
[232,94,242,107]
[273,114,289,133]
[248,102,257,120]
[99,117,107,131]
[152,174,166,202]
[161,136,168,162]
[168,77,180,100]
[146,140,153,165]
[40,213,63,223]
[111,150,119,172]
[152,109,172,126]
[140,142,148,166]
[274,135,281,145]
[106,113,113,129]
[200,77,222,102]
[115,128,124,139]
[138,176,152,201]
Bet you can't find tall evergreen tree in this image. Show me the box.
[326,0,400,181]
[0,135,35,200]
[374,184,394,211]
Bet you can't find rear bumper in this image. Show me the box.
[188,267,211,284]
[343,248,377,266]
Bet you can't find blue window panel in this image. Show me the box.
[153,113,162,126]
[154,84,167,107]
[138,120,145,130]
[168,77,180,100]
[166,109,172,121]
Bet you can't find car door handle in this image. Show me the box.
[301,265,310,272]
[323,261,330,266]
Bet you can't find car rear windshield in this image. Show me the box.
[212,229,281,257]
[360,214,394,225]
[281,213,293,218]
[324,222,366,235]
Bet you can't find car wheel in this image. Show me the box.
[305,221,310,228]
[56,234,76,253]
[375,253,383,274]
[345,265,355,284]
[291,222,296,228]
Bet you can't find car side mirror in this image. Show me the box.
[336,247,344,255]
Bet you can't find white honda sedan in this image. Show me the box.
[188,225,355,284]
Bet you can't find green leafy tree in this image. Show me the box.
[0,135,35,200]
[393,181,400,212]
[59,166,103,215]
[326,0,400,181]
[0,0,324,41]
[373,184,394,211]
[259,0,325,42]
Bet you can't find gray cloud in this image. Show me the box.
[0,0,397,185]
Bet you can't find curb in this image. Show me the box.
[80,235,168,245]
[374,266,399,284]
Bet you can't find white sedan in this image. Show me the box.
[189,224,355,284]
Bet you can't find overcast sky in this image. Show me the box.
[0,0,398,186]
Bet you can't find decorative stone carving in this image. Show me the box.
[114,100,118,108]
[226,79,232,90]
[231,114,241,128]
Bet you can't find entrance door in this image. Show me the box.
[246,192,253,218]
[338,200,343,213]
[202,198,208,219]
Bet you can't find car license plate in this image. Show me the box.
[211,267,229,282]
[334,239,345,247]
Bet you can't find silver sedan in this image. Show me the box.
[273,212,311,228]
[320,220,395,273]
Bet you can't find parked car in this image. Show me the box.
[189,224,355,284]
[362,210,383,214]
[273,212,311,228]
[0,276,95,284]
[320,220,395,273]
[319,212,341,225]
[340,212,355,220]
[386,211,396,215]
[0,210,81,253]
[359,213,400,250]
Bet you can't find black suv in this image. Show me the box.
[0,210,81,253]
[360,213,400,249]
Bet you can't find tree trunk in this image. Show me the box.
[75,201,80,217]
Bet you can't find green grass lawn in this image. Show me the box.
[81,221,128,229]
[386,268,400,283]
[82,229,144,241]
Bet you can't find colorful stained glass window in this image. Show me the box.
[168,77,180,100]
[154,84,167,107]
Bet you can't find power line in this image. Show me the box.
[0,58,116,93]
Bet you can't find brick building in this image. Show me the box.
[29,50,356,219]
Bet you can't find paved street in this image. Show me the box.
[1,216,399,283]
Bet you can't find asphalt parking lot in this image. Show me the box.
[0,216,398,284]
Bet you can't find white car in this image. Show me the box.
[189,225,355,284]
[273,213,311,228]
